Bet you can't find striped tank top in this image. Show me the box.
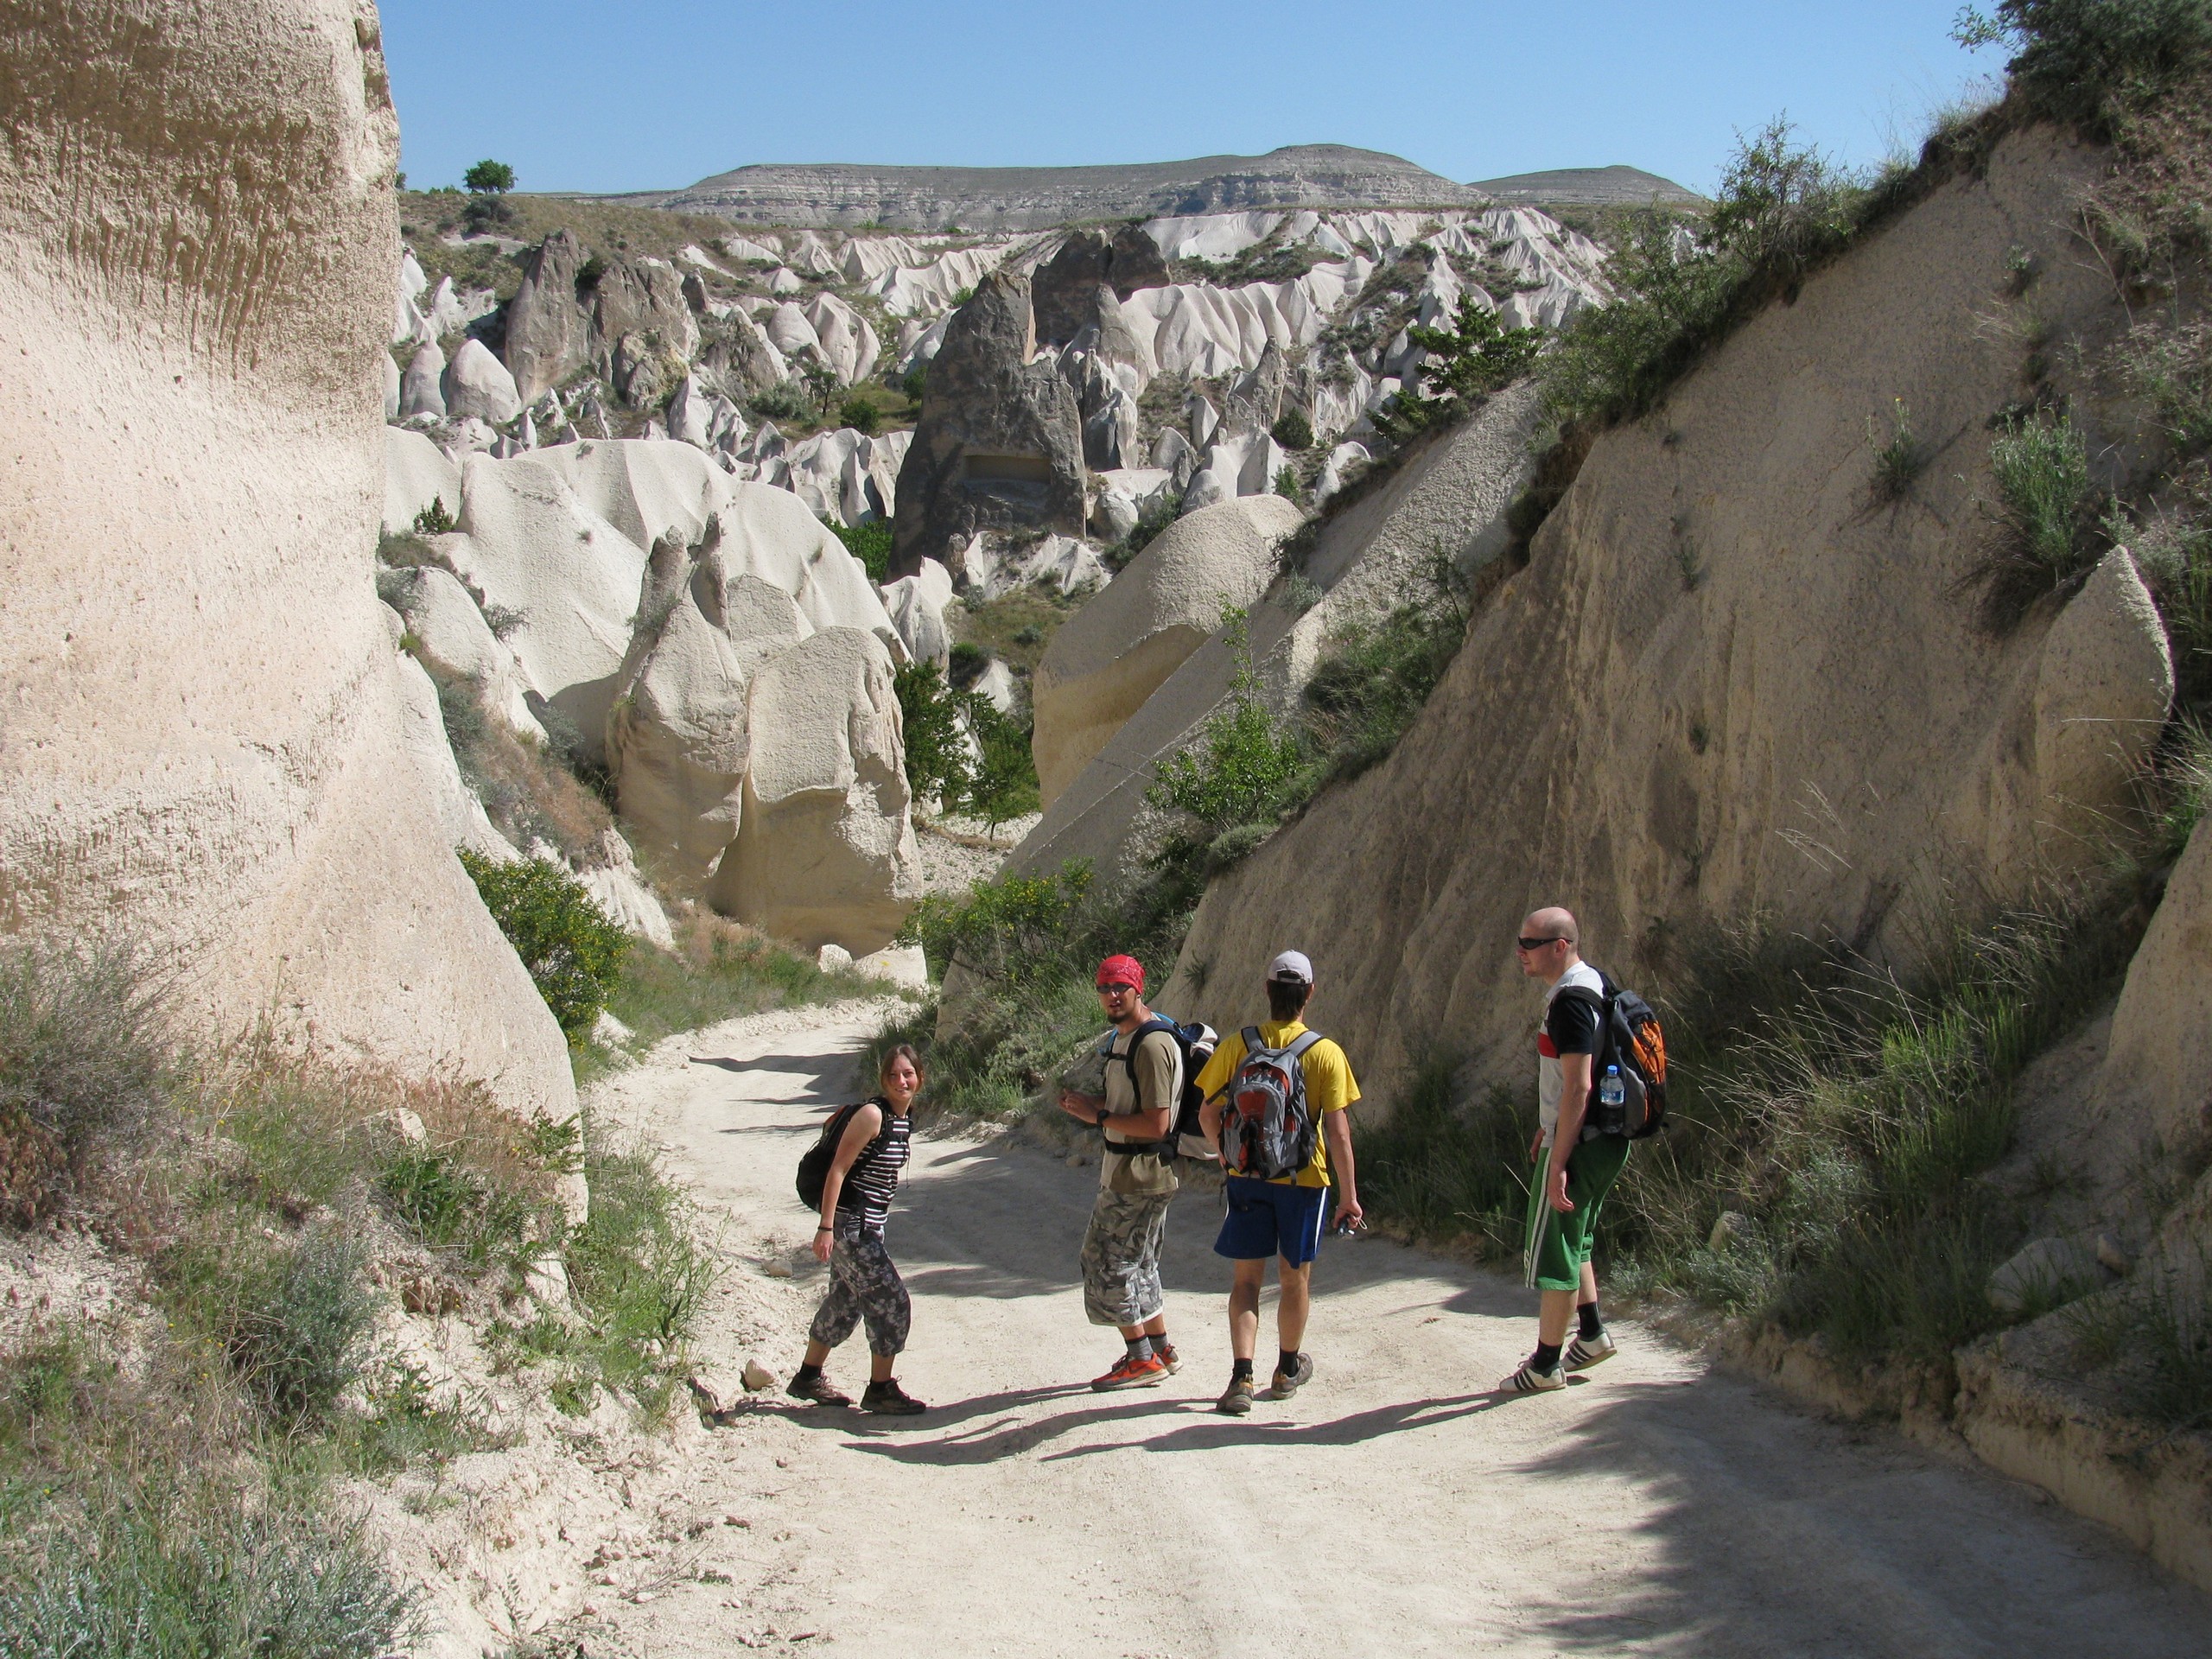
[836,1098,912,1232]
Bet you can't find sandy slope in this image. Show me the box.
[577,1002,2212,1657]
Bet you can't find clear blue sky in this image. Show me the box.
[378,1,2009,198]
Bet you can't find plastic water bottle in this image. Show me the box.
[1599,1065,1625,1114]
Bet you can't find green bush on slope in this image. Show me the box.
[458,848,629,1042]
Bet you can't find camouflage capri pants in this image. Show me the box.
[809,1215,911,1357]
[1080,1188,1173,1328]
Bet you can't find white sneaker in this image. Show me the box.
[1564,1330,1617,1370]
[1499,1359,1566,1394]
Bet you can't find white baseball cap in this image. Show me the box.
[1267,950,1313,984]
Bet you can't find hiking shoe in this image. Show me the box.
[1564,1331,1617,1371]
[859,1379,926,1415]
[785,1374,851,1408]
[1268,1353,1314,1400]
[1215,1376,1256,1415]
[1154,1341,1180,1374]
[1499,1360,1566,1394]
[1091,1352,1168,1392]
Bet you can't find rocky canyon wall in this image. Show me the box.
[1164,126,2173,1097]
[0,1,573,1117]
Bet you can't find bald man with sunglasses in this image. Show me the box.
[1501,907,1627,1394]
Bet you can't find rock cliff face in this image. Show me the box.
[0,0,573,1117]
[888,270,1087,575]
[1162,128,2172,1096]
[646,145,1490,231]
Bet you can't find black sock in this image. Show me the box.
[1579,1300,1603,1341]
[1532,1341,1562,1373]
[1278,1348,1300,1376]
[1230,1357,1254,1382]
[795,1362,822,1384]
[1125,1336,1153,1362]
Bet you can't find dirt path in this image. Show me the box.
[581,1001,2212,1657]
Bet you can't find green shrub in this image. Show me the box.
[412,495,458,535]
[517,1121,715,1415]
[893,658,1040,830]
[1103,492,1183,573]
[903,360,929,404]
[1704,117,1865,282]
[1301,550,1471,783]
[1353,1065,1531,1255]
[1977,406,2094,617]
[900,861,1096,988]
[457,849,629,1041]
[1868,398,1929,502]
[1371,296,1543,444]
[597,914,861,1058]
[894,659,970,806]
[948,641,988,689]
[829,516,893,582]
[962,691,1042,834]
[1147,607,1305,838]
[2154,716,2212,855]
[2118,320,2212,449]
[748,382,815,424]
[1270,409,1314,451]
[1273,464,1306,505]
[0,1471,419,1659]
[1542,120,1862,431]
[167,1224,375,1427]
[1955,0,2212,130]
[0,945,166,1225]
[837,395,882,435]
[463,158,515,194]
[1621,900,2138,1362]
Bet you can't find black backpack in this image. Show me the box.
[1099,1015,1217,1161]
[796,1102,869,1210]
[1554,972,1669,1139]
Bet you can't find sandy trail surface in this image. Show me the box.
[582,1002,2212,1657]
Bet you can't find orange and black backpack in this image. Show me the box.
[1554,972,1669,1139]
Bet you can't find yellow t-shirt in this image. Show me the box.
[1192,1020,1360,1188]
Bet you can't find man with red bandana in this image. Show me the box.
[1058,953,1185,1390]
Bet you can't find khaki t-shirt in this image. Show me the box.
[1101,1023,1182,1197]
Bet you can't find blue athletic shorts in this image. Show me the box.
[1214,1176,1333,1266]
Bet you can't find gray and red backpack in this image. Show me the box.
[1220,1026,1326,1179]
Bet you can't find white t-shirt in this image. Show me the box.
[1536,961,1605,1147]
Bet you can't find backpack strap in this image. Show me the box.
[1103,1017,1184,1103]
[1242,1025,1264,1056]
[1283,1031,1325,1061]
[1097,1020,1185,1157]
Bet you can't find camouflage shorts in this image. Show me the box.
[1080,1188,1173,1328]
[809,1216,912,1357]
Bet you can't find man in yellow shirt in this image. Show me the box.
[1195,950,1363,1415]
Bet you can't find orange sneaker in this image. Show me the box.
[1154,1341,1180,1373]
[1090,1352,1167,1391]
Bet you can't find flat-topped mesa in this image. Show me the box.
[637,145,1492,232]
[1472,164,1707,207]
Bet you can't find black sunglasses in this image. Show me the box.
[1515,936,1565,951]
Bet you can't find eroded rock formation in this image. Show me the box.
[1160,129,2173,1095]
[0,0,572,1120]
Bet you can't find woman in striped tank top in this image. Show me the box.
[786,1045,926,1414]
